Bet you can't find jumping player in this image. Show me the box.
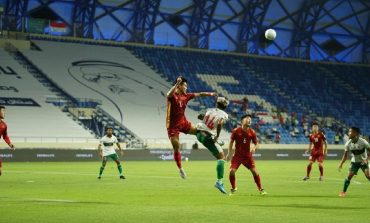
[0,105,15,176]
[338,127,370,197]
[166,76,216,179]
[303,123,328,181]
[97,127,125,179]
[196,97,229,194]
[225,114,267,195]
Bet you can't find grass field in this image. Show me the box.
[0,160,369,223]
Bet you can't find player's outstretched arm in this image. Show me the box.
[306,142,312,154]
[251,142,260,153]
[193,92,217,98]
[213,119,224,143]
[98,144,103,158]
[226,138,234,161]
[338,151,348,171]
[117,142,124,156]
[167,76,182,98]
[9,143,15,150]
[2,129,14,150]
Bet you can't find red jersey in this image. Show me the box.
[230,127,258,158]
[309,132,326,154]
[0,120,11,145]
[166,92,195,129]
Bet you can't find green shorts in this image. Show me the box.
[196,131,223,157]
[349,162,369,175]
[104,153,120,162]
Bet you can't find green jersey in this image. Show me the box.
[344,137,370,162]
[100,135,118,156]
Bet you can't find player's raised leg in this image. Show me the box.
[187,123,198,135]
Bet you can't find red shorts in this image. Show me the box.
[309,153,324,162]
[230,155,256,170]
[167,120,192,138]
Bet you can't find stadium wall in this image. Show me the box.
[0,146,345,162]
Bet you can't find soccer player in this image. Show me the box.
[338,127,370,197]
[225,114,267,195]
[196,97,229,194]
[97,127,125,179]
[0,105,15,176]
[166,76,216,179]
[303,123,328,181]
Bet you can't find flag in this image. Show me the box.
[49,20,69,35]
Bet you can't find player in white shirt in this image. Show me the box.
[338,127,370,197]
[196,97,229,194]
[98,127,125,179]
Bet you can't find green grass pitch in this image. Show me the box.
[0,160,369,223]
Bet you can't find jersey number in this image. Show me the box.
[204,115,215,129]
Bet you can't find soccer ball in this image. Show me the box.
[265,29,276,40]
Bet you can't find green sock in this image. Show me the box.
[216,159,225,180]
[99,166,105,176]
[118,164,123,176]
[343,178,351,192]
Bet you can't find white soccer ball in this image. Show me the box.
[265,29,276,40]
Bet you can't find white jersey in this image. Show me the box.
[100,135,118,156]
[196,108,228,136]
[344,137,370,163]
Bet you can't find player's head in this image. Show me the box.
[348,126,360,139]
[311,122,319,133]
[216,97,229,110]
[105,126,113,136]
[241,114,252,128]
[0,105,5,119]
[176,76,188,94]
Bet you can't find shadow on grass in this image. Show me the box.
[247,203,365,210]
[0,197,114,205]
[231,194,365,210]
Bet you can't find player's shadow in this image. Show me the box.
[250,203,365,210]
[19,199,114,205]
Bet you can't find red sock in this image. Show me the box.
[253,174,262,190]
[173,150,182,169]
[306,164,312,177]
[229,174,236,189]
[319,166,323,176]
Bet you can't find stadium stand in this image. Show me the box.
[0,49,94,141]
[17,40,224,146]
[4,38,369,146]
[125,45,369,143]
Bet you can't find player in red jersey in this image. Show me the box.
[166,76,216,179]
[0,106,15,176]
[225,114,267,195]
[303,122,328,181]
